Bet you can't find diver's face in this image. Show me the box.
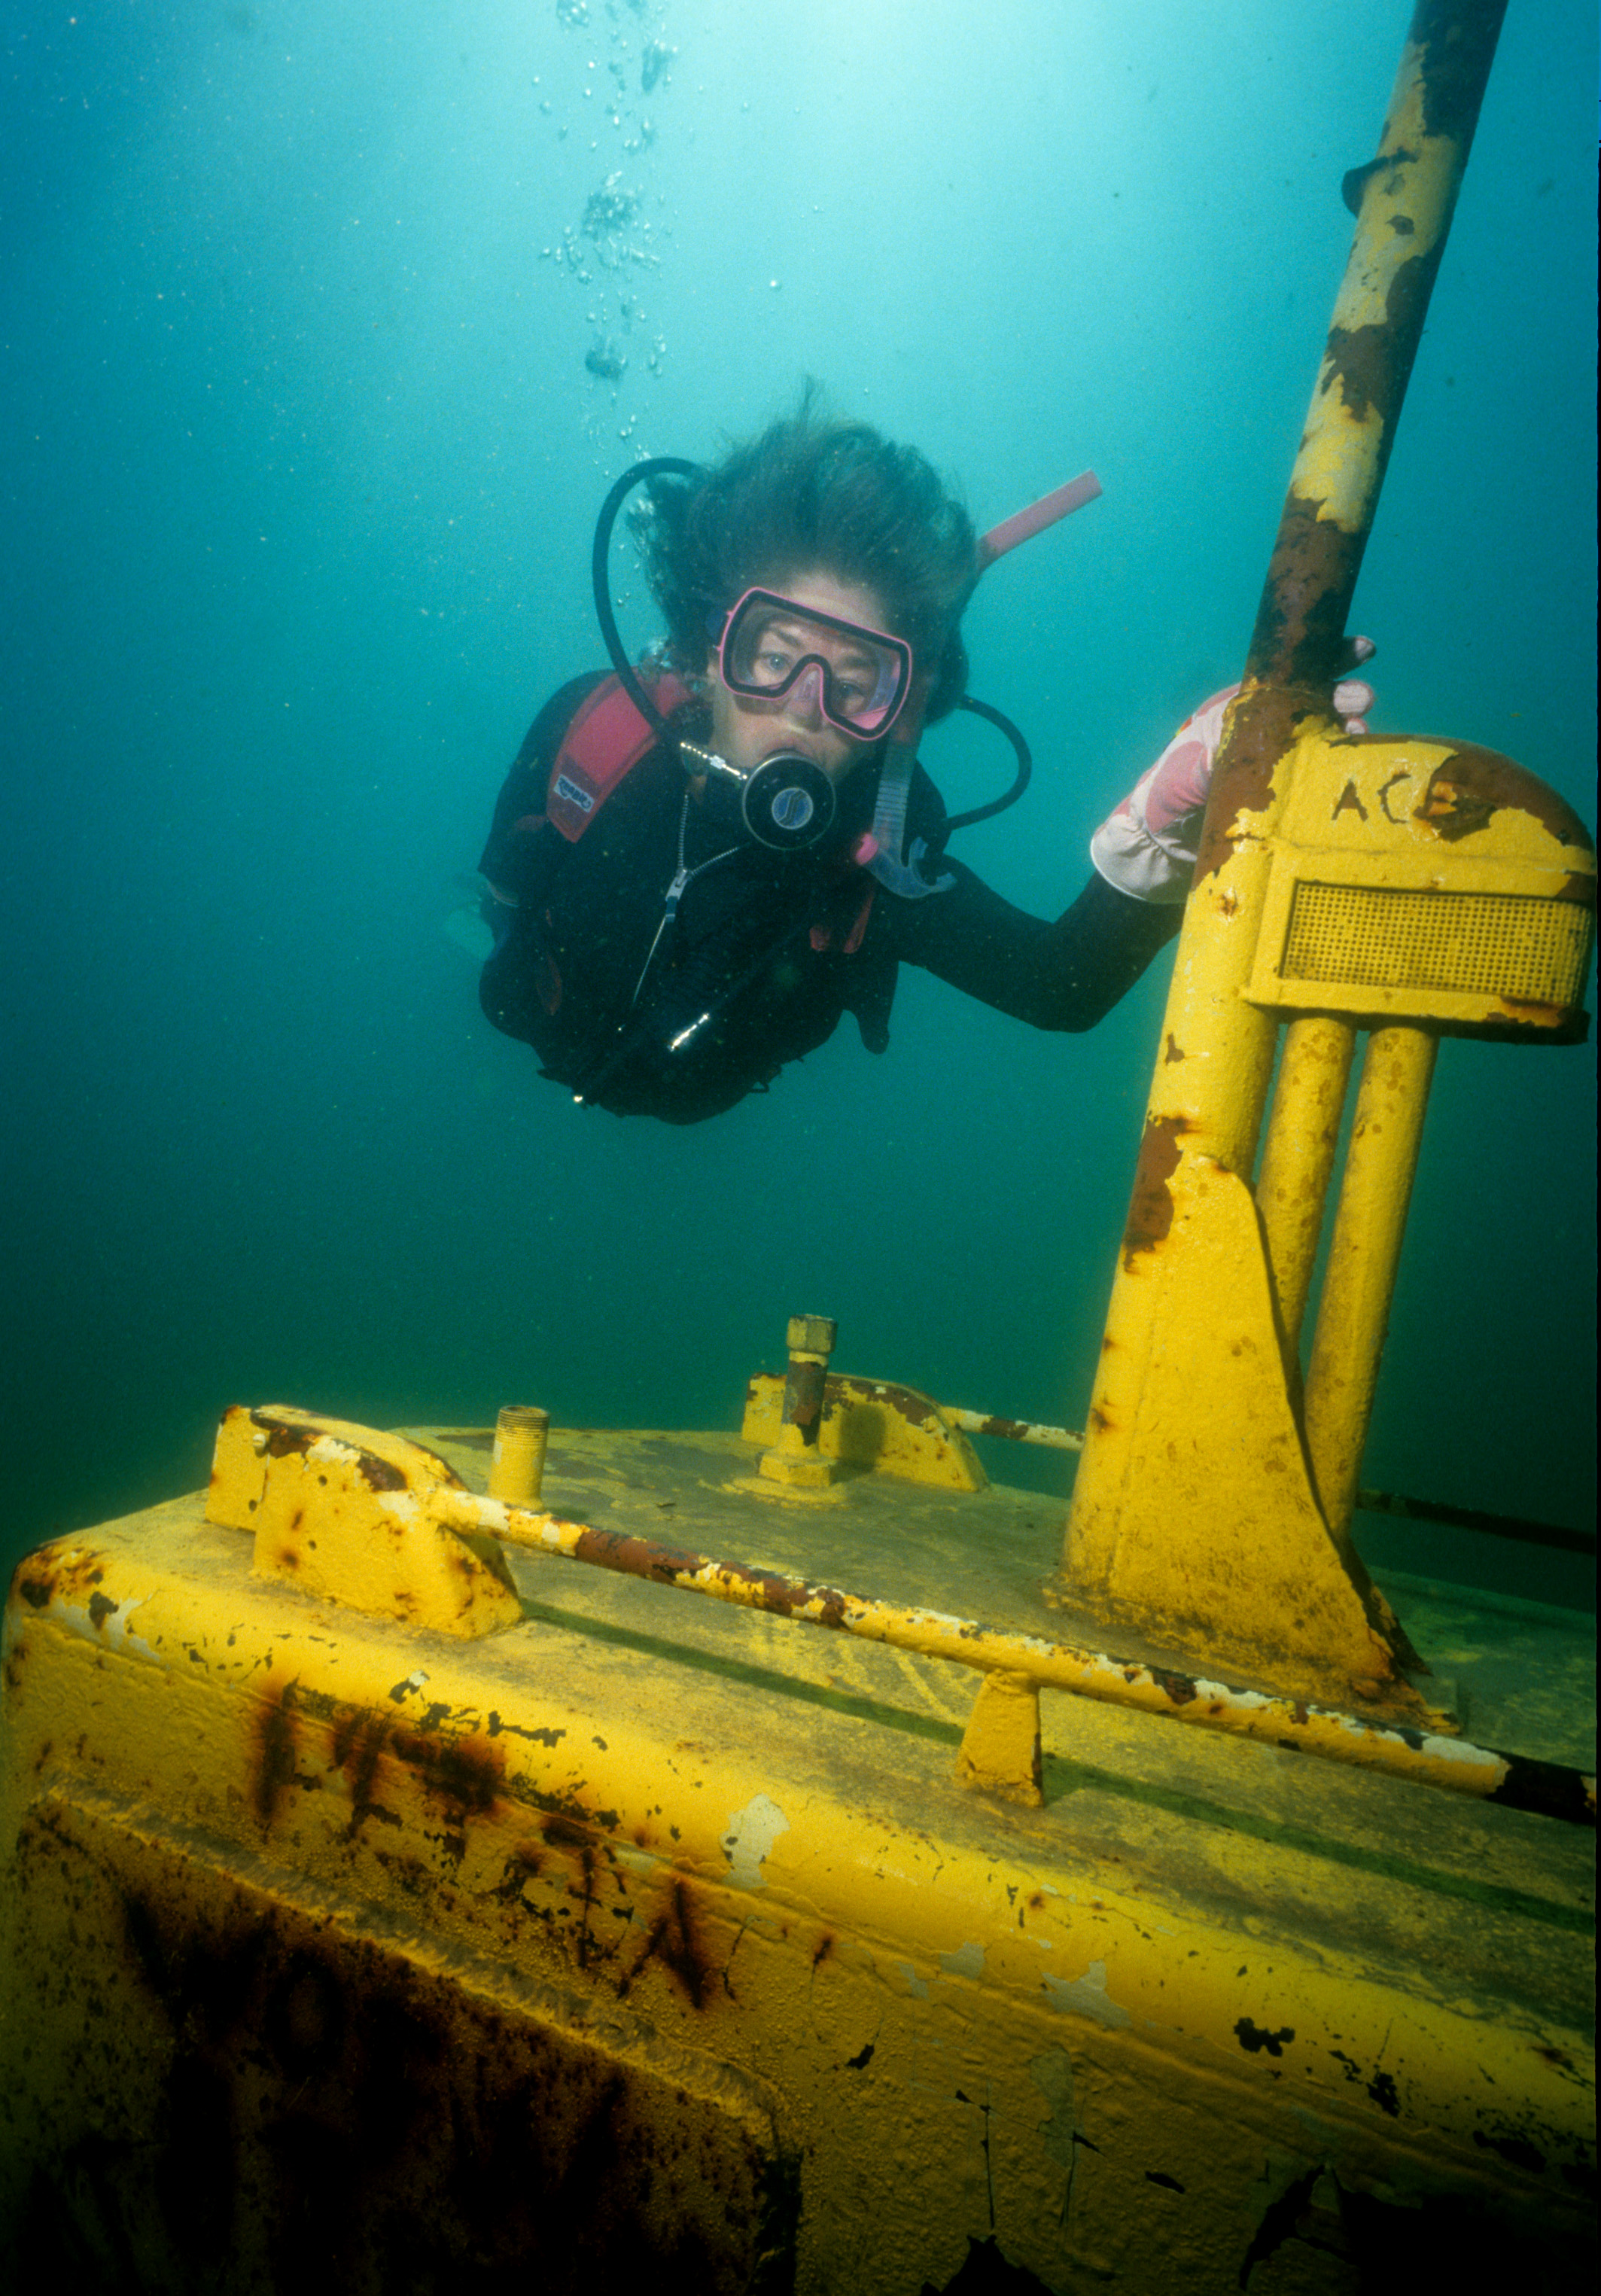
[705,571,899,788]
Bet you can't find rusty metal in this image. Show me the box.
[424,1483,1594,1825]
[1198,0,1510,886]
[8,1461,1593,2289]
[1353,1488,1597,1558]
[940,1406,1084,1453]
[1061,5,1537,1705]
[193,1405,1591,1820]
[744,1369,986,1493]
[781,1316,837,1440]
[759,1315,843,1489]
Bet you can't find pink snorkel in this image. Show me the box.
[863,469,1103,886]
[977,467,1103,568]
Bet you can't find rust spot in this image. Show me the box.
[1163,1033,1186,1064]
[1234,2017,1295,2057]
[1195,680,1326,882]
[1027,1892,1046,1912]
[355,1454,409,1494]
[619,1879,711,2011]
[570,1521,850,1634]
[257,1414,315,1460]
[811,1933,835,1969]
[1150,1667,1198,1707]
[330,1710,392,1835]
[254,1686,301,1829]
[1218,891,1239,917]
[274,1547,301,1573]
[1122,1113,1189,1266]
[391,1728,504,1821]
[1415,747,1595,848]
[1495,997,1569,1030]
[17,1578,50,1611]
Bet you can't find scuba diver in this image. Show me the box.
[478,401,1374,1124]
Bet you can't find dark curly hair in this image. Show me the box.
[635,390,979,724]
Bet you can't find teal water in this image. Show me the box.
[2,1,1594,1611]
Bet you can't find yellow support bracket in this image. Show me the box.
[206,1404,522,1637]
[741,1372,986,1493]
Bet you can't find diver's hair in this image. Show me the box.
[636,388,979,723]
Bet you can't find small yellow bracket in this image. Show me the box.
[742,1374,987,1494]
[955,1670,1044,1807]
[206,1405,522,1638]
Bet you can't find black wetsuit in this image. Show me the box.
[479,674,1182,1124]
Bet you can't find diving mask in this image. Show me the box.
[714,588,914,741]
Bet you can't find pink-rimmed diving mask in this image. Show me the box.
[714,588,915,741]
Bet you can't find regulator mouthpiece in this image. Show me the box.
[680,741,838,854]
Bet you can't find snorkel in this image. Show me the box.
[864,468,1103,897]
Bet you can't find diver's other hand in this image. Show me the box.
[1090,640,1377,903]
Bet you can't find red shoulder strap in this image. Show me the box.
[546,671,692,842]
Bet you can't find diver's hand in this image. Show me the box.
[1090,641,1377,903]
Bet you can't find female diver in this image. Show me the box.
[477,401,1372,1123]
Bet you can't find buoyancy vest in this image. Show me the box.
[531,671,880,956]
[543,670,695,842]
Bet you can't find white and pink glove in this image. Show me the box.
[1091,644,1377,903]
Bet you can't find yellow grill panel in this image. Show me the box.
[1281,883,1593,1001]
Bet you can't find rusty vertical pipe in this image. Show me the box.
[1197,0,1510,882]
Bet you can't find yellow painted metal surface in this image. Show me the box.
[1301,1025,1438,1547]
[1253,1013,1358,1347]
[213,1408,1587,1812]
[3,1427,1593,2293]
[1246,731,1595,1034]
[743,1371,987,1492]
[954,1670,1045,1807]
[1295,38,1466,537]
[1063,716,1594,1707]
[211,1401,523,1637]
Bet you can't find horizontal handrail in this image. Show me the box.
[428,1486,1594,1827]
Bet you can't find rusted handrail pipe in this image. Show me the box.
[429,1486,1593,1826]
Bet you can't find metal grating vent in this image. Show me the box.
[1281,884,1593,1001]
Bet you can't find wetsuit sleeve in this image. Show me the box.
[881,856,1182,1031]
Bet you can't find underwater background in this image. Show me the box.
[2,0,1593,1612]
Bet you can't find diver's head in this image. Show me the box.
[635,388,978,741]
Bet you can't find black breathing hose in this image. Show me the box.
[590,457,702,729]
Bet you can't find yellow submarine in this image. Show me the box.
[2,8,1593,2291]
